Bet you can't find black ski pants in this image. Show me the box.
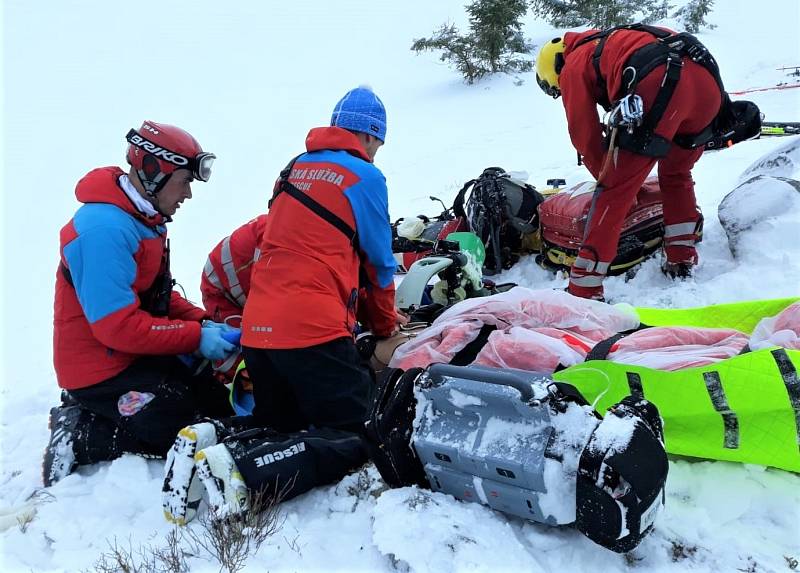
[233,338,374,497]
[68,356,233,462]
[242,337,374,434]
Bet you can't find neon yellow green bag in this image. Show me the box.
[555,297,800,473]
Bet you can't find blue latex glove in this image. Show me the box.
[221,329,242,346]
[198,326,237,360]
[202,320,236,332]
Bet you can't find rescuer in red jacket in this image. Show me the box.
[43,122,236,486]
[160,87,407,525]
[536,25,724,300]
[201,214,267,326]
[240,86,402,432]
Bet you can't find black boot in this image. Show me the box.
[42,405,86,486]
[42,401,127,486]
[661,261,694,279]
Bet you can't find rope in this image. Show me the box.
[729,82,800,95]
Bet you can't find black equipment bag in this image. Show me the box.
[227,426,368,502]
[575,396,668,553]
[453,167,544,275]
[363,367,429,488]
[692,96,762,151]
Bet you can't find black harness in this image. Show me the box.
[268,154,360,251]
[573,23,726,156]
[268,154,366,331]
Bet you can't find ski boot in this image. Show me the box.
[42,404,85,486]
[195,443,250,519]
[162,422,219,525]
[661,260,694,279]
[565,284,606,303]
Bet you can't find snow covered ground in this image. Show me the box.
[2,0,799,571]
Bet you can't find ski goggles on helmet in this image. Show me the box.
[125,129,216,182]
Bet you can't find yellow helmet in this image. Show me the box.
[536,37,566,98]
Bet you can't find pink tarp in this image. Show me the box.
[390,288,638,371]
[750,301,800,351]
[390,288,799,373]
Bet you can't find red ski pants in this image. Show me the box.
[569,60,722,299]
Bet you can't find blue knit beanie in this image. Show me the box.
[330,86,387,142]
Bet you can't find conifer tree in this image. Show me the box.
[411,0,533,84]
[673,0,715,33]
[466,0,531,72]
[530,0,673,29]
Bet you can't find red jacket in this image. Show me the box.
[54,167,206,390]
[242,127,397,349]
[201,215,267,325]
[560,27,714,178]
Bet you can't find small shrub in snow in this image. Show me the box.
[91,487,285,573]
[91,533,187,573]
[184,486,285,573]
[670,539,699,562]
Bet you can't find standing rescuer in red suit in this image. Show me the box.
[536,24,727,301]
[43,122,237,486]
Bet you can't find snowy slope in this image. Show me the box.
[2,0,799,571]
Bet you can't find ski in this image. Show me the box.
[703,121,800,153]
[760,122,800,136]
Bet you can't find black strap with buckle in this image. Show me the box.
[573,24,726,156]
[269,154,360,251]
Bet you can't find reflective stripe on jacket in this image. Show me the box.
[201,215,267,323]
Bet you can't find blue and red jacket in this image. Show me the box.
[242,127,397,349]
[54,167,207,390]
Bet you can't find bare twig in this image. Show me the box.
[90,533,188,573]
[183,481,289,573]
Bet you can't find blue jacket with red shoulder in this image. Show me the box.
[242,127,397,349]
[54,166,207,390]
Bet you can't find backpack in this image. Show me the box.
[453,167,545,276]
[537,176,703,276]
